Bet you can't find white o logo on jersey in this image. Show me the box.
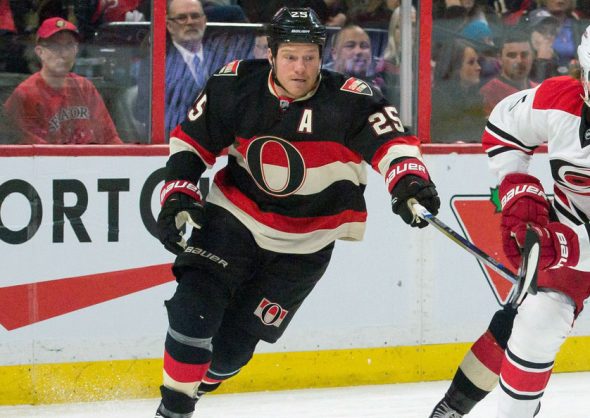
[245,136,306,197]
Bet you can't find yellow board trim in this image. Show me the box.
[2,337,590,405]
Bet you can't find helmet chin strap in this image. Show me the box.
[270,56,286,92]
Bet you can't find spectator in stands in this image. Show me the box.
[433,0,498,32]
[524,0,581,75]
[383,0,416,67]
[325,24,386,94]
[251,28,269,59]
[323,0,347,26]
[97,0,150,22]
[340,0,392,29]
[480,29,537,114]
[328,24,372,78]
[525,12,561,81]
[3,17,123,144]
[460,19,500,84]
[431,39,486,143]
[135,0,231,138]
[36,0,102,41]
[432,0,499,76]
[202,1,248,22]
[0,0,37,74]
[501,0,536,26]
[379,1,415,107]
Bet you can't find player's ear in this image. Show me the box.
[267,48,273,64]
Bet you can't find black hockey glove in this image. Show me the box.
[387,158,440,228]
[157,181,204,255]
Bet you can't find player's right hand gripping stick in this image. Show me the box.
[387,157,440,228]
[512,223,579,270]
[499,173,550,267]
[157,180,204,255]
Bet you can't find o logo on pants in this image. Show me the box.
[254,298,289,327]
[246,136,306,197]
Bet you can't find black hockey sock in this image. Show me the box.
[159,385,197,417]
[445,369,489,414]
[445,305,518,415]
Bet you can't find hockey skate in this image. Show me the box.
[154,401,195,418]
[429,398,463,418]
[154,386,197,418]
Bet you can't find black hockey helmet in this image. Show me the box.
[267,7,327,55]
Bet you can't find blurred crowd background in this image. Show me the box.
[1,0,588,144]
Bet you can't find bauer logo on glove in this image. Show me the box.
[157,180,205,255]
[387,157,440,228]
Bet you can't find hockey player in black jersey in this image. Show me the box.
[153,7,440,418]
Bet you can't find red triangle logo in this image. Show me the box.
[450,195,515,305]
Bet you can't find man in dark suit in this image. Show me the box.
[135,0,232,138]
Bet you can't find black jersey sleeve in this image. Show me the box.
[339,78,423,175]
[169,60,244,167]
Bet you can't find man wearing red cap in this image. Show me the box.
[3,17,123,144]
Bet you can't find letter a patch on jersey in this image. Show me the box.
[215,60,241,76]
[340,77,373,96]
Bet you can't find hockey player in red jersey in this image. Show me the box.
[429,25,590,418]
[153,7,440,418]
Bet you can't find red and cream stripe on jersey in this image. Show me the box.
[170,132,217,168]
[207,169,367,254]
[459,331,505,392]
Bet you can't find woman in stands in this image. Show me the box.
[430,38,486,143]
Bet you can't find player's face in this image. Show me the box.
[501,42,533,81]
[270,43,321,99]
[36,31,78,77]
[459,46,481,87]
[167,0,206,50]
[331,27,372,77]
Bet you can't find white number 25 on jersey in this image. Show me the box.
[369,106,404,135]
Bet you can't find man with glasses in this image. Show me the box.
[135,0,234,138]
[3,17,122,144]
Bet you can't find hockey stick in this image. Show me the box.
[409,200,539,306]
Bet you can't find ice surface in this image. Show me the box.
[1,372,588,417]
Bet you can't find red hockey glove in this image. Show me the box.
[388,158,440,228]
[157,180,204,255]
[499,173,549,267]
[513,223,579,270]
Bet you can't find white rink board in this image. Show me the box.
[1,152,589,366]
